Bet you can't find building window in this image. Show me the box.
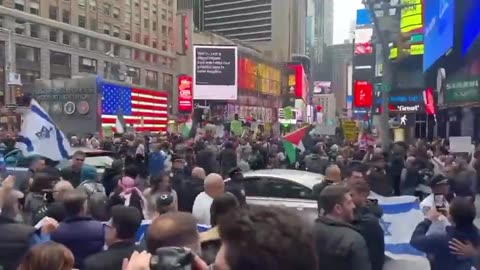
[103,24,110,35]
[90,38,97,51]
[146,70,158,89]
[89,0,96,10]
[145,53,150,62]
[142,1,148,11]
[14,0,25,11]
[62,10,70,23]
[161,9,166,20]
[152,21,157,31]
[113,44,120,56]
[152,40,157,48]
[134,15,140,26]
[79,36,87,48]
[16,44,40,62]
[125,33,131,41]
[90,18,97,31]
[144,18,149,29]
[30,24,39,38]
[62,33,70,45]
[78,15,86,28]
[103,3,111,16]
[125,11,131,24]
[113,26,120,37]
[133,50,140,60]
[152,54,158,63]
[79,57,97,73]
[127,66,140,85]
[133,0,139,7]
[162,73,173,91]
[113,7,120,19]
[29,1,39,15]
[143,36,149,45]
[152,4,157,15]
[18,69,40,84]
[49,30,57,42]
[125,0,131,6]
[14,20,25,35]
[50,51,70,67]
[78,0,86,8]
[49,6,58,20]
[135,33,140,43]
[161,25,167,35]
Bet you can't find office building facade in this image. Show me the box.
[0,0,176,105]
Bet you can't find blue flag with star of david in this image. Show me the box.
[16,99,71,161]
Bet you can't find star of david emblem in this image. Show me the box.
[36,126,53,139]
[380,218,392,236]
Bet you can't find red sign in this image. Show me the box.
[238,57,256,91]
[288,64,308,102]
[178,75,193,112]
[424,88,436,115]
[354,81,373,107]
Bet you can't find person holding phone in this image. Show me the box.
[420,174,451,235]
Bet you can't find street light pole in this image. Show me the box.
[363,0,414,150]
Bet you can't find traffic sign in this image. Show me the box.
[374,83,392,92]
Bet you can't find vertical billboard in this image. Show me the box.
[401,0,423,33]
[288,64,308,102]
[354,28,374,55]
[178,75,193,113]
[424,0,455,71]
[463,0,480,55]
[193,45,238,100]
[353,80,373,107]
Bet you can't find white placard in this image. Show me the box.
[449,136,473,153]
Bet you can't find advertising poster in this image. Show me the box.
[193,45,238,100]
[353,81,373,107]
[178,75,193,113]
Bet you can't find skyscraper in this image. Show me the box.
[194,0,307,62]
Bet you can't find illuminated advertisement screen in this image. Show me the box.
[354,28,373,55]
[424,0,455,71]
[354,80,373,108]
[463,0,480,55]
[401,0,423,33]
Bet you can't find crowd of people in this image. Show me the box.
[0,128,480,270]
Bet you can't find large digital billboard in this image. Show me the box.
[423,0,455,71]
[401,0,423,33]
[463,0,480,55]
[193,45,238,100]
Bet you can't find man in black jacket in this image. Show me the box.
[84,205,144,270]
[350,181,385,270]
[312,164,342,213]
[313,185,371,270]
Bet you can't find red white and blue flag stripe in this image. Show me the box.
[101,83,168,132]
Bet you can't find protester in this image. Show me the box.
[108,165,147,218]
[420,174,451,235]
[219,141,237,178]
[350,180,385,270]
[177,167,205,212]
[148,144,166,178]
[216,205,317,270]
[312,164,343,212]
[314,185,371,270]
[101,159,123,197]
[51,190,104,269]
[200,192,239,264]
[24,172,58,223]
[304,145,330,174]
[144,173,177,219]
[0,189,57,270]
[154,192,177,216]
[225,167,246,205]
[192,173,225,225]
[84,205,144,270]
[34,180,74,224]
[17,242,74,270]
[410,197,480,270]
[60,150,86,187]
[146,212,201,255]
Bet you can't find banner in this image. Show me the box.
[178,75,193,112]
[193,45,238,100]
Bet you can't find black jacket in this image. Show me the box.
[225,180,246,205]
[84,241,144,270]
[352,201,385,270]
[314,216,371,270]
[312,180,334,211]
[177,177,204,212]
[0,215,36,270]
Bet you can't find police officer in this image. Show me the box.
[226,167,246,205]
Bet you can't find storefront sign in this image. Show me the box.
[445,78,480,103]
[395,105,420,112]
[178,75,193,112]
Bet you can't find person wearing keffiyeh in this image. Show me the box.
[107,166,147,219]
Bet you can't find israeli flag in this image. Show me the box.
[16,99,71,161]
[371,194,427,260]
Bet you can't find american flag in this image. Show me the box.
[101,83,169,132]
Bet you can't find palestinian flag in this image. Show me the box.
[282,125,313,164]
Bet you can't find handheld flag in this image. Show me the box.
[16,99,71,161]
[282,125,311,152]
[115,108,126,134]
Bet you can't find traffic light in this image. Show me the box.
[397,32,412,58]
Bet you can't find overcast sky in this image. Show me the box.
[333,0,363,44]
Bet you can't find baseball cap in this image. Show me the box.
[429,174,449,187]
